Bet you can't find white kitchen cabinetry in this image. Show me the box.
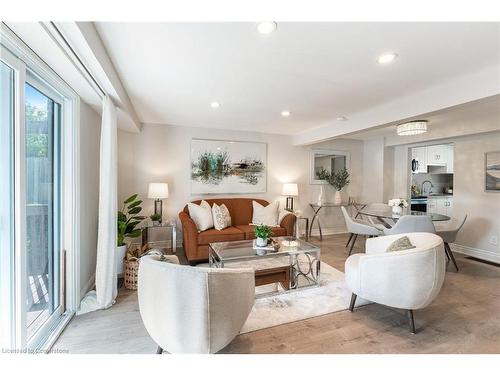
[446,144,454,173]
[412,146,428,173]
[427,196,453,216]
[426,145,448,166]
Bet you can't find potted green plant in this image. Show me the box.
[254,224,273,247]
[117,194,145,275]
[149,213,161,226]
[316,167,350,204]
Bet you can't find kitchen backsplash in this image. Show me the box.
[412,173,454,195]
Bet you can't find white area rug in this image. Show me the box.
[240,262,368,333]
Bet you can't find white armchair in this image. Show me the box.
[138,255,255,353]
[345,233,446,333]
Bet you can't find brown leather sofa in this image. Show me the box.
[179,198,296,264]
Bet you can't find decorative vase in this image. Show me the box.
[334,190,342,205]
[392,206,403,215]
[256,237,267,247]
[318,185,326,205]
[116,245,128,276]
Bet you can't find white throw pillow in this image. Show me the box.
[212,203,232,231]
[252,200,279,226]
[188,200,214,231]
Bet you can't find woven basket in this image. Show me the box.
[124,258,140,290]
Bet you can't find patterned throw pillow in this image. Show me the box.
[386,236,416,252]
[212,203,232,231]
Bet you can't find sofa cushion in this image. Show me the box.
[198,227,245,245]
[252,200,279,226]
[235,225,287,240]
[212,203,231,231]
[184,198,270,226]
[188,200,214,231]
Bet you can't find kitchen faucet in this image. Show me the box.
[421,180,434,195]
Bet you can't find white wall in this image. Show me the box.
[117,123,364,243]
[78,101,101,299]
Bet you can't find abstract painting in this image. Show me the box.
[486,151,500,192]
[191,139,267,194]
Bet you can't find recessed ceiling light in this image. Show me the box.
[336,116,348,121]
[257,21,277,35]
[377,52,398,65]
[281,110,291,117]
[210,101,220,109]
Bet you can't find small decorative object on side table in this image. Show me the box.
[141,219,177,254]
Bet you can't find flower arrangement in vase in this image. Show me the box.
[388,198,408,215]
[316,167,350,204]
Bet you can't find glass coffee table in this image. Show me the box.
[209,237,320,296]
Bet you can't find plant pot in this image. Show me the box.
[256,237,267,247]
[392,206,403,215]
[334,190,342,205]
[116,245,127,276]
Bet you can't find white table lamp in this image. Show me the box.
[282,183,298,212]
[148,183,169,223]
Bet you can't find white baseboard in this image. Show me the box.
[451,243,500,264]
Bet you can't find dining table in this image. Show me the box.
[358,206,450,228]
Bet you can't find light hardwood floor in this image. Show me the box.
[56,233,500,354]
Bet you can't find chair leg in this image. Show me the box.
[346,233,354,248]
[348,234,358,256]
[156,346,163,354]
[349,293,357,312]
[445,242,459,272]
[407,310,416,334]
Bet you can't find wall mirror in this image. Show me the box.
[310,149,351,184]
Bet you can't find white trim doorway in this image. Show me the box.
[0,24,81,351]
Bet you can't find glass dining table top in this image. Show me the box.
[358,206,450,221]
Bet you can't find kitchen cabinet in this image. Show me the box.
[411,146,428,173]
[446,144,454,173]
[427,145,447,166]
[427,196,453,216]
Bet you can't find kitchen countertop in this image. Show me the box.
[411,193,453,199]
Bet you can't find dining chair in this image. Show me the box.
[383,215,436,236]
[434,214,467,272]
[341,206,383,256]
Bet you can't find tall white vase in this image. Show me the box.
[334,190,342,205]
[318,185,326,205]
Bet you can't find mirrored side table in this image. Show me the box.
[141,220,177,254]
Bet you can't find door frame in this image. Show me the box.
[1,24,81,350]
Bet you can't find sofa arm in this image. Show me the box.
[179,211,198,258]
[280,213,297,236]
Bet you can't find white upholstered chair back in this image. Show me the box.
[383,215,436,235]
[345,232,446,310]
[138,255,255,353]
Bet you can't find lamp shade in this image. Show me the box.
[148,183,169,199]
[282,183,298,196]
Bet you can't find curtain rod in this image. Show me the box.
[48,21,106,99]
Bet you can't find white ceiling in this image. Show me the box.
[94,22,500,136]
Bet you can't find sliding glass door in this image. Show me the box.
[1,43,66,349]
[0,57,16,350]
[25,81,62,341]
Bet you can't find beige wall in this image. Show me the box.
[117,123,364,243]
[79,101,101,299]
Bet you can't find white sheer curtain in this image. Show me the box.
[78,95,117,315]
